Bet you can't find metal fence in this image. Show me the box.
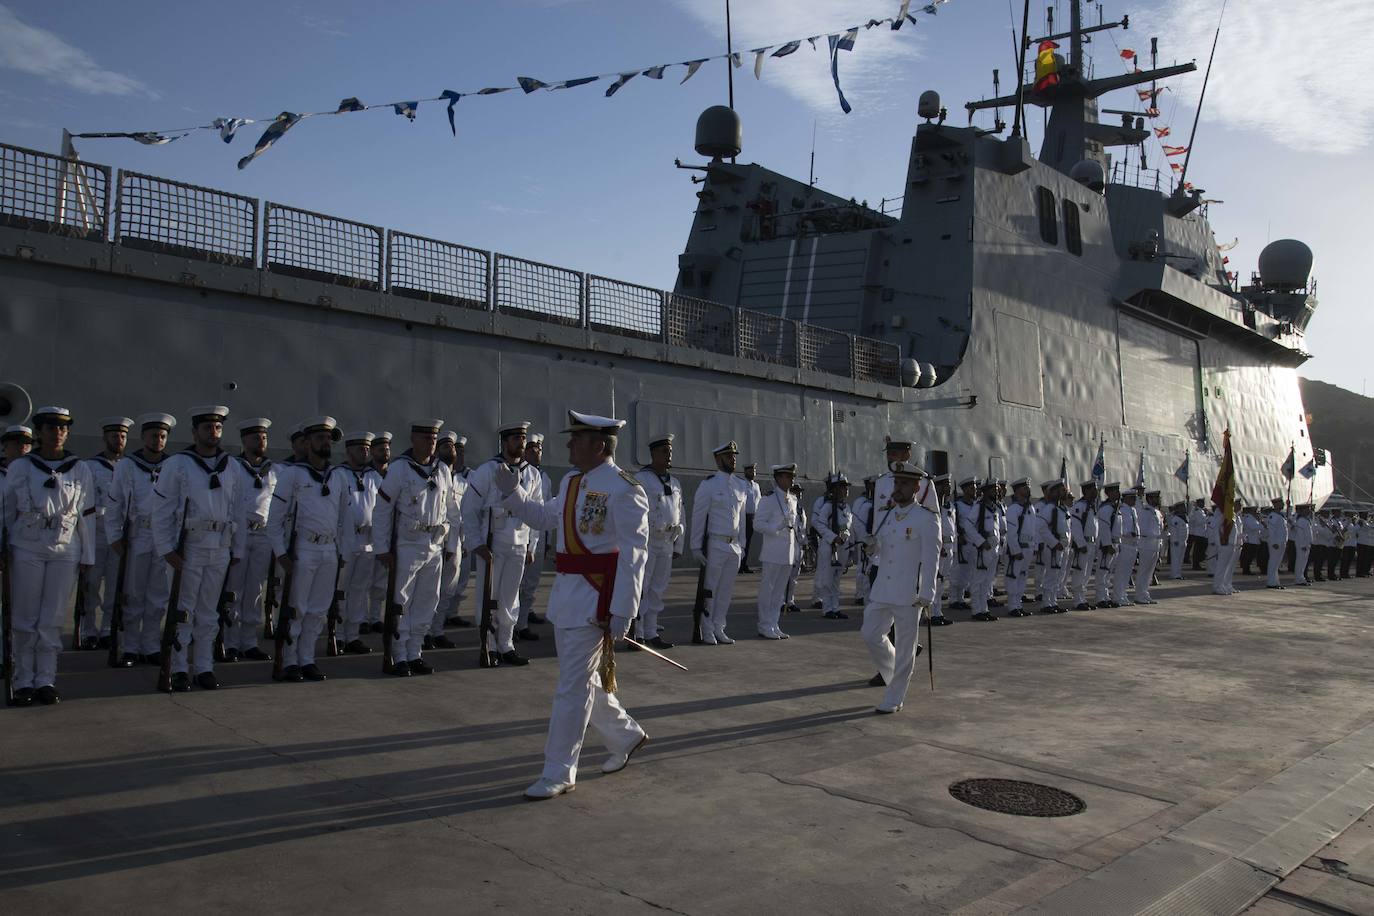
[115,171,257,267]
[0,143,109,240]
[495,254,581,326]
[264,202,382,289]
[387,230,488,309]
[738,308,799,366]
[0,141,905,387]
[588,275,662,339]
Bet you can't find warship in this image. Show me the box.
[0,1,1333,508]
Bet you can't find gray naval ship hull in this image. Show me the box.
[0,130,1332,508]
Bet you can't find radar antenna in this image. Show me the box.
[1177,0,1228,190]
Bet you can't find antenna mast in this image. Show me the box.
[725,0,735,111]
[1178,0,1227,188]
[1012,0,1030,137]
[808,120,817,186]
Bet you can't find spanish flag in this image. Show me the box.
[1034,40,1060,93]
[1210,429,1236,543]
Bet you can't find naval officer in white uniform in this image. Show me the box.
[754,463,800,639]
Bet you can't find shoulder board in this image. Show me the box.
[619,469,643,488]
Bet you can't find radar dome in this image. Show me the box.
[918,91,941,121]
[1258,239,1313,292]
[1069,159,1105,193]
[695,106,741,160]
[917,362,938,388]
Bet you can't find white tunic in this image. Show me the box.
[371,453,463,555]
[691,472,748,553]
[635,467,683,554]
[151,449,247,559]
[464,457,541,551]
[3,452,97,563]
[105,451,168,549]
[754,487,799,565]
[334,463,380,556]
[267,462,351,556]
[867,500,940,607]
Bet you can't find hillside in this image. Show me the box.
[1301,377,1374,501]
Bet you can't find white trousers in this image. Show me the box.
[166,548,231,676]
[1113,541,1140,604]
[757,562,791,632]
[1266,542,1285,587]
[1169,538,1186,578]
[701,541,742,636]
[814,559,843,613]
[124,545,172,655]
[1070,544,1097,606]
[638,546,673,638]
[391,543,442,663]
[1213,542,1238,594]
[1294,544,1311,584]
[1005,550,1030,610]
[474,547,526,653]
[517,543,543,629]
[281,548,338,668]
[853,556,870,602]
[949,551,972,603]
[784,559,800,606]
[226,533,272,652]
[970,549,997,613]
[931,550,952,618]
[1134,540,1160,602]
[8,547,80,690]
[1097,547,1118,604]
[339,549,375,642]
[861,601,922,710]
[79,540,119,638]
[542,625,645,785]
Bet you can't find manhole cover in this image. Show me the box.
[949,779,1086,817]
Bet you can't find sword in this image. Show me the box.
[619,635,688,671]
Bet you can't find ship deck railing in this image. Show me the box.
[0,141,903,390]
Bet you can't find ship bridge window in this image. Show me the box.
[1036,186,1058,246]
[1062,199,1082,256]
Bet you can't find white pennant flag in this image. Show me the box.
[753,47,771,79]
[680,59,708,84]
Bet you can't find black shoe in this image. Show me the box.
[422,635,434,651]
[1074,603,1092,611]
[170,672,191,692]
[1101,600,1120,608]
[344,639,372,654]
[527,613,546,624]
[826,611,850,620]
[120,652,139,666]
[223,648,240,663]
[194,672,219,690]
[499,650,530,667]
[96,635,112,650]
[430,635,458,649]
[516,628,540,642]
[648,636,675,650]
[1008,609,1033,617]
[11,687,35,707]
[972,612,999,622]
[80,636,98,651]
[1266,585,1286,590]
[988,598,1004,608]
[739,566,755,574]
[242,647,272,662]
[1038,606,1058,614]
[930,616,953,626]
[370,621,385,634]
[409,658,434,676]
[301,663,327,681]
[949,601,971,611]
[810,600,824,609]
[1052,606,1068,614]
[144,652,163,666]
[868,673,886,687]
[390,660,411,677]
[36,685,61,705]
[280,665,304,683]
[450,617,474,628]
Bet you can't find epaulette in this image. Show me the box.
[618,469,643,489]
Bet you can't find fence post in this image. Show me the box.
[580,272,590,329]
[660,291,671,345]
[486,251,497,312]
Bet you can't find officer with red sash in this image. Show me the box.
[494,410,650,800]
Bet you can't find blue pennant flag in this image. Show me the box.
[1281,446,1296,480]
[893,1,912,28]
[517,77,549,94]
[827,29,858,114]
[555,76,600,89]
[1092,440,1106,486]
[336,97,366,113]
[1174,451,1190,484]
[393,101,418,120]
[1298,458,1317,480]
[441,90,460,136]
[211,117,251,144]
[771,40,801,58]
[76,130,188,145]
[237,112,302,170]
[476,87,509,95]
[605,71,638,97]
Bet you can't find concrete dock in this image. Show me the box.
[3,570,1374,915]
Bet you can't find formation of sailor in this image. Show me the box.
[633,434,683,649]
[690,441,749,644]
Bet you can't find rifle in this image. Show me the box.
[478,505,499,668]
[381,501,402,674]
[211,573,236,663]
[325,554,344,657]
[271,522,298,681]
[2,529,13,705]
[261,554,278,640]
[71,572,86,650]
[691,522,709,644]
[106,524,133,668]
[156,499,191,693]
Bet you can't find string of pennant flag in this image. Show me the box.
[69,0,953,170]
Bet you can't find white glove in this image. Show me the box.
[670,523,684,540]
[608,615,632,640]
[493,463,519,495]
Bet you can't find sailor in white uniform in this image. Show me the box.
[1265,499,1290,589]
[493,411,650,801]
[1291,504,1313,586]
[1112,487,1141,606]
[1168,502,1189,580]
[1209,502,1240,595]
[335,431,378,653]
[739,463,762,574]
[860,462,940,714]
[76,416,130,649]
[373,419,463,676]
[927,474,954,625]
[633,434,683,649]
[429,430,464,648]
[690,441,749,644]
[1095,483,1123,607]
[1003,479,1036,617]
[1036,480,1071,613]
[515,432,554,641]
[851,476,876,606]
[151,406,247,692]
[754,463,800,639]
[949,477,979,609]
[3,407,97,705]
[784,483,807,615]
[1133,490,1164,604]
[812,473,855,620]
[223,418,277,663]
[1069,480,1099,609]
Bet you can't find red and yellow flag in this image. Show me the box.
[1210,429,1236,543]
[1034,40,1060,92]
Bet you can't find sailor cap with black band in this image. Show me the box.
[561,410,626,434]
[1041,478,1063,491]
[1103,480,1122,490]
[771,462,797,477]
[647,433,674,449]
[1010,477,1030,489]
[825,471,849,487]
[188,405,229,426]
[889,461,926,481]
[711,439,738,456]
[883,437,913,452]
[958,476,978,488]
[289,423,305,442]
[411,418,444,434]
[344,430,375,446]
[32,406,73,427]
[300,415,342,441]
[498,419,531,438]
[457,435,468,447]
[136,412,175,432]
[99,416,134,432]
[238,417,271,435]
[1080,478,1098,489]
[933,473,951,484]
[527,432,543,446]
[2,423,34,443]
[1122,488,1138,499]
[439,430,458,444]
[980,478,999,490]
[1145,489,1160,497]
[744,462,757,470]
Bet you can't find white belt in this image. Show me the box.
[304,531,335,545]
[356,523,373,535]
[189,519,229,533]
[411,523,446,535]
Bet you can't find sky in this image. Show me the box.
[0,0,1369,392]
